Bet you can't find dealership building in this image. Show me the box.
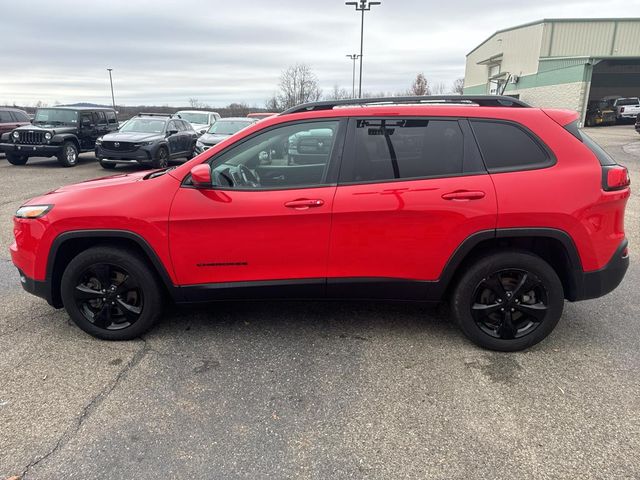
[463,18,640,123]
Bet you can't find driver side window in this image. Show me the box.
[209,120,340,190]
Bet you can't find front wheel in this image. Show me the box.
[57,141,79,167]
[60,246,164,340]
[450,251,564,351]
[152,146,169,169]
[6,153,28,165]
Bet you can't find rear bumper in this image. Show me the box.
[572,239,629,301]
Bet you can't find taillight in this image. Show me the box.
[602,165,630,191]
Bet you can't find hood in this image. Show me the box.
[101,131,163,142]
[190,123,209,131]
[199,133,230,145]
[48,171,151,194]
[15,124,75,133]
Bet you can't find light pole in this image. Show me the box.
[106,68,116,111]
[346,54,360,98]
[345,0,381,98]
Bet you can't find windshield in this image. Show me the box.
[120,118,166,134]
[34,109,77,125]
[178,112,209,124]
[208,120,252,135]
[617,98,640,106]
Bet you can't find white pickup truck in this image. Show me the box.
[612,97,640,122]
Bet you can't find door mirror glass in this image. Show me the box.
[191,164,211,187]
[167,129,179,136]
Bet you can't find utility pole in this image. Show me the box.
[346,54,360,98]
[107,68,116,111]
[345,1,381,98]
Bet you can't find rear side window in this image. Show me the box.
[0,110,12,122]
[106,111,117,124]
[471,120,551,172]
[11,111,30,122]
[341,118,464,183]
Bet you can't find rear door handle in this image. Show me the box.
[284,198,325,210]
[441,190,486,201]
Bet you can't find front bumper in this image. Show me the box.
[96,146,153,164]
[0,142,61,156]
[572,239,629,301]
[17,268,55,305]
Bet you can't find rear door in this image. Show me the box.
[166,120,182,156]
[327,117,497,298]
[0,110,15,135]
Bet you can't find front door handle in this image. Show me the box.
[441,190,486,201]
[284,199,325,210]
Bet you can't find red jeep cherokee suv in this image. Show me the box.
[11,96,630,351]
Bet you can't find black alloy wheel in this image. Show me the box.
[61,246,163,340]
[471,269,548,340]
[451,251,563,351]
[153,147,169,168]
[73,263,143,330]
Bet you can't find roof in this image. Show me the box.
[0,107,28,112]
[41,106,115,111]
[176,110,220,114]
[467,17,640,56]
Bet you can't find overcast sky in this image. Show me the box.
[3,0,640,107]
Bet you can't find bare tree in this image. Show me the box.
[265,95,279,112]
[451,78,465,95]
[325,85,351,101]
[188,97,204,109]
[226,102,250,117]
[431,82,447,95]
[275,63,322,110]
[409,73,430,96]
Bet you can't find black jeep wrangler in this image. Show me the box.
[0,106,118,167]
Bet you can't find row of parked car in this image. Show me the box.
[585,96,640,127]
[0,106,275,168]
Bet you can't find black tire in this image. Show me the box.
[450,251,564,352]
[6,153,28,165]
[100,160,117,170]
[57,141,79,167]
[60,246,164,340]
[152,146,169,169]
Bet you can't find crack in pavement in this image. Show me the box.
[19,337,149,479]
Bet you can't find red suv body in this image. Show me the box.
[11,96,630,351]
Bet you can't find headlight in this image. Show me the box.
[95,138,102,145]
[199,128,207,134]
[196,140,204,148]
[12,131,20,139]
[15,205,53,219]
[44,132,52,140]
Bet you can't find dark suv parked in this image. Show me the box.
[96,113,198,169]
[0,108,31,139]
[0,106,118,167]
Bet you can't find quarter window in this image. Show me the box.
[341,119,464,183]
[470,120,550,172]
[208,121,340,189]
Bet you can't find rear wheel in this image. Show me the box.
[60,246,163,340]
[6,153,28,165]
[57,141,79,167]
[450,251,564,351]
[152,146,169,169]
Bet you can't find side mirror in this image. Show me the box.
[191,164,211,187]
[167,129,179,136]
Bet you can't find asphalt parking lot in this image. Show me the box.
[1,126,639,479]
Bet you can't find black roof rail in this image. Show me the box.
[137,112,182,118]
[280,95,530,115]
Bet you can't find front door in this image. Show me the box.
[169,119,346,295]
[327,117,497,298]
[79,112,98,149]
[166,120,183,156]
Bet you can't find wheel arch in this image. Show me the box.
[47,230,180,307]
[440,228,584,301]
[53,134,80,149]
